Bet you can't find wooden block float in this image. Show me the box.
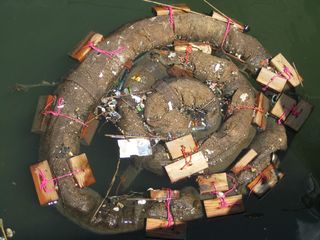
[285,99,313,131]
[146,218,187,240]
[30,160,59,206]
[70,31,103,62]
[231,149,257,174]
[80,113,99,145]
[270,53,302,87]
[174,40,212,55]
[256,67,287,92]
[211,12,244,32]
[247,164,284,197]
[149,189,180,201]
[152,3,190,16]
[196,173,229,195]
[252,92,269,130]
[68,153,96,188]
[203,195,245,218]
[31,95,55,134]
[165,152,208,183]
[271,94,297,120]
[165,134,196,159]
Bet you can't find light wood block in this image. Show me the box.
[150,189,180,201]
[165,134,196,159]
[80,113,99,145]
[211,12,244,31]
[30,160,59,206]
[174,40,212,55]
[203,195,244,218]
[271,94,297,120]
[285,99,313,131]
[196,173,229,195]
[70,31,103,62]
[165,152,208,183]
[68,153,96,188]
[270,53,302,87]
[252,92,269,130]
[247,164,283,197]
[256,67,287,92]
[153,4,190,16]
[146,218,186,240]
[231,149,258,174]
[31,95,55,134]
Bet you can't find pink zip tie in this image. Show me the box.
[42,97,88,127]
[166,6,175,31]
[87,41,125,59]
[165,188,174,228]
[38,168,83,193]
[277,103,301,125]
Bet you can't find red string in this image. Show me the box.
[180,143,199,170]
[262,66,293,92]
[42,96,88,127]
[86,41,125,59]
[211,174,238,208]
[166,6,175,31]
[229,105,265,115]
[185,44,193,64]
[165,188,174,228]
[277,103,301,125]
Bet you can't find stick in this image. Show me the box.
[105,134,167,141]
[0,219,8,240]
[90,158,121,222]
[293,62,304,87]
[143,0,206,17]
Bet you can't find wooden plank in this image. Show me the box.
[231,149,258,174]
[174,40,212,55]
[165,134,196,159]
[285,99,313,131]
[203,195,244,218]
[68,153,96,188]
[30,160,59,206]
[149,189,180,201]
[69,31,103,62]
[146,218,186,240]
[252,92,269,130]
[211,12,244,32]
[196,173,229,195]
[165,152,208,183]
[271,94,297,120]
[153,4,190,16]
[31,95,55,134]
[270,53,302,87]
[256,67,287,92]
[80,113,99,145]
[247,164,283,197]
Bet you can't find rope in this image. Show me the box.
[211,174,238,208]
[166,6,175,31]
[180,143,199,170]
[86,41,125,59]
[185,44,193,64]
[165,188,174,228]
[277,103,301,125]
[262,65,293,92]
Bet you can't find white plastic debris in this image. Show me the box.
[118,138,152,158]
[131,95,141,103]
[168,52,176,58]
[214,63,221,72]
[240,93,249,102]
[137,199,147,205]
[168,101,173,111]
[99,72,103,78]
[113,206,120,212]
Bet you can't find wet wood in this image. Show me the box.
[165,134,196,159]
[31,95,55,134]
[270,53,302,87]
[153,3,190,16]
[203,195,244,218]
[165,151,208,183]
[247,164,284,197]
[68,153,96,188]
[80,112,99,145]
[30,160,59,206]
[231,149,257,174]
[252,92,269,130]
[70,31,103,62]
[149,189,180,201]
[174,40,212,55]
[256,67,287,92]
[285,99,313,131]
[196,173,229,194]
[146,218,187,239]
[271,94,297,120]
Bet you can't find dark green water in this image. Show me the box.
[1,0,320,239]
